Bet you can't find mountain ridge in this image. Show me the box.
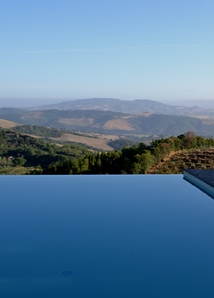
[1,108,214,137]
[29,98,206,116]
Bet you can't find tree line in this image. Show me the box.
[0,129,89,173]
[44,132,214,174]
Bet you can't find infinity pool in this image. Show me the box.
[0,175,214,297]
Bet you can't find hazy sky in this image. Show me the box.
[1,0,214,105]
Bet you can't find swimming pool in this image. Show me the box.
[0,175,214,297]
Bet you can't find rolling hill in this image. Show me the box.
[0,119,21,129]
[30,98,207,116]
[1,108,214,137]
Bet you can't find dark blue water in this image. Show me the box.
[0,175,214,297]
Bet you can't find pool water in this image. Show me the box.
[0,175,214,298]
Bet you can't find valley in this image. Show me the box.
[1,98,214,175]
[1,98,214,138]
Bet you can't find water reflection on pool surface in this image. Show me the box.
[0,175,214,298]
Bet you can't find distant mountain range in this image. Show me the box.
[30,98,210,116]
[1,104,214,137]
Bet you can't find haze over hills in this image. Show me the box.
[162,99,214,109]
[1,98,214,142]
[1,98,214,117]
[1,106,214,137]
[2,97,214,110]
[30,98,207,116]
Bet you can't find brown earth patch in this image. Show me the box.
[202,119,214,125]
[21,112,43,119]
[0,119,21,128]
[138,112,153,117]
[51,133,113,151]
[188,115,214,124]
[121,115,136,119]
[58,118,94,126]
[190,115,214,124]
[75,132,120,140]
[103,119,135,131]
[191,115,214,119]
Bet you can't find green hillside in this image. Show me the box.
[13,125,63,138]
[0,129,90,174]
[43,132,214,175]
[1,128,214,175]
[1,108,214,137]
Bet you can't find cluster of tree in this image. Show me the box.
[44,132,214,175]
[13,125,63,138]
[0,129,89,173]
[107,138,136,150]
[1,129,214,175]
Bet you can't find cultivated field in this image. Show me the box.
[51,133,114,151]
[103,119,135,130]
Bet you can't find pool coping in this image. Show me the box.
[183,169,214,199]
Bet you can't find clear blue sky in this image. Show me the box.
[1,0,214,106]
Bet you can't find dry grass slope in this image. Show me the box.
[0,119,20,129]
[51,133,113,151]
[20,112,43,119]
[103,119,135,131]
[149,148,214,174]
[58,117,94,126]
